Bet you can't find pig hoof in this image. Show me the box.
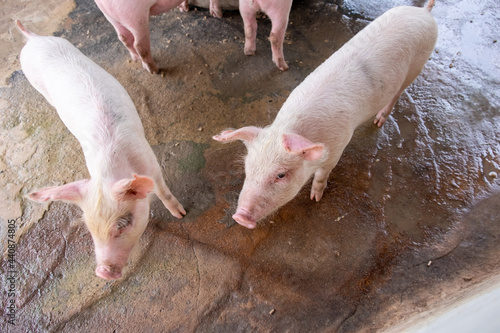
[27,192,48,202]
[210,7,222,18]
[275,59,289,71]
[143,62,159,74]
[168,202,186,219]
[310,189,325,202]
[244,48,256,56]
[178,3,189,12]
[374,109,391,127]
[374,115,387,127]
[95,265,122,280]
[279,63,289,71]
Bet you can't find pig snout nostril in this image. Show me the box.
[95,265,122,280]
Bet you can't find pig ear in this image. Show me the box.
[282,133,325,161]
[212,126,261,143]
[27,180,90,203]
[112,175,155,201]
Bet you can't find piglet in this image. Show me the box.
[94,0,221,74]
[17,20,186,279]
[213,0,438,228]
[240,0,293,71]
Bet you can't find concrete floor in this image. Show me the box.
[1,0,499,332]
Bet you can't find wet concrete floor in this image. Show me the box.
[1,0,499,332]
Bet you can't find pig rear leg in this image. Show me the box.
[128,15,158,74]
[178,0,189,12]
[210,0,222,18]
[375,63,428,127]
[267,12,289,71]
[374,93,401,127]
[240,2,258,56]
[106,16,141,62]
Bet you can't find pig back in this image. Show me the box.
[274,5,437,143]
[20,35,145,145]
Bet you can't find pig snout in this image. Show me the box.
[95,264,123,280]
[232,208,257,229]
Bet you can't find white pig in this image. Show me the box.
[94,0,221,74]
[17,21,186,279]
[239,0,293,71]
[213,0,438,228]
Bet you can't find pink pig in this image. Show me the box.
[213,1,438,228]
[94,0,221,74]
[239,0,293,71]
[17,21,186,280]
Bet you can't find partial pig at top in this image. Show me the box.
[17,21,186,280]
[213,1,438,228]
[93,0,222,74]
[239,0,293,71]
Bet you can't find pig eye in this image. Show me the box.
[276,173,286,179]
[116,213,133,230]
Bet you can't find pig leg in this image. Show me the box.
[239,1,258,56]
[104,15,140,62]
[178,0,189,12]
[374,92,401,127]
[375,61,429,127]
[154,175,186,218]
[267,11,289,71]
[210,0,222,18]
[128,19,158,74]
[310,163,336,202]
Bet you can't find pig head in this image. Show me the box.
[28,175,155,280]
[213,126,327,228]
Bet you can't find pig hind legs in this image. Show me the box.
[374,62,429,127]
[209,0,222,18]
[267,11,289,71]
[374,89,403,127]
[178,0,189,12]
[130,20,158,74]
[178,0,221,17]
[240,3,258,56]
[105,16,140,62]
[240,1,291,71]
[108,14,158,74]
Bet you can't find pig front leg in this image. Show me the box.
[154,176,186,219]
[310,165,334,202]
